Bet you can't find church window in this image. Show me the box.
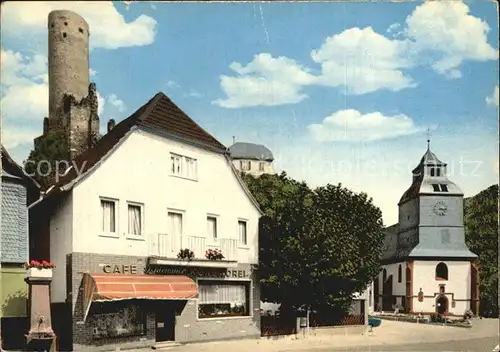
[432,184,449,192]
[397,265,402,283]
[435,262,448,281]
[430,168,435,177]
[436,168,441,177]
[382,269,387,282]
[432,184,440,192]
[440,184,448,192]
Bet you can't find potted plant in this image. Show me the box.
[25,260,56,279]
[205,248,224,261]
[177,248,195,261]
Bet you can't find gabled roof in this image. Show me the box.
[1,145,40,190]
[228,142,274,161]
[34,92,263,215]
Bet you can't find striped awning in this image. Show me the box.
[81,273,198,321]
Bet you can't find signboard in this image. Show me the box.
[100,264,250,279]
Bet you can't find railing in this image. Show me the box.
[148,233,238,261]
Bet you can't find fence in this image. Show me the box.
[261,313,364,337]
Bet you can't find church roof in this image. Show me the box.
[228,142,274,161]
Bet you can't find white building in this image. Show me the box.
[30,92,263,351]
[228,141,275,176]
[375,142,479,316]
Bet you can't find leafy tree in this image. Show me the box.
[23,131,70,190]
[243,172,385,318]
[464,184,498,317]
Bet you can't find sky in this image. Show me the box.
[1,0,498,225]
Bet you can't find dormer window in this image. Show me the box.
[429,167,442,177]
[432,184,448,192]
[430,168,435,177]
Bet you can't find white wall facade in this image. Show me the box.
[412,260,471,315]
[49,128,261,302]
[50,194,73,303]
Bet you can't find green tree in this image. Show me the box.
[464,184,498,317]
[243,173,385,317]
[23,131,70,190]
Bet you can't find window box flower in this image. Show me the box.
[205,248,224,261]
[25,260,56,279]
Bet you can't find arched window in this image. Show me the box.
[398,265,402,283]
[383,269,387,282]
[435,262,448,280]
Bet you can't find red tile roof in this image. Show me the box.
[44,92,227,198]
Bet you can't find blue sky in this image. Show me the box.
[1,1,498,224]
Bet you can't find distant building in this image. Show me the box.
[228,141,275,176]
[376,142,478,316]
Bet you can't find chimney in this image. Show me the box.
[107,119,115,133]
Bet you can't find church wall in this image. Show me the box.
[419,195,464,227]
[412,260,471,315]
[398,198,419,230]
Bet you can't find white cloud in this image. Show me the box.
[107,93,126,112]
[405,1,498,78]
[486,85,499,107]
[89,68,97,77]
[307,109,425,142]
[166,80,179,89]
[214,1,497,107]
[213,53,316,108]
[311,27,416,95]
[1,1,157,50]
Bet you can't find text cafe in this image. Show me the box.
[79,261,260,350]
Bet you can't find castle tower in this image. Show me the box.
[34,10,100,160]
[48,10,90,119]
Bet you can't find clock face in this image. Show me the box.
[433,201,448,216]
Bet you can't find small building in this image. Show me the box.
[228,142,275,176]
[375,142,478,316]
[1,145,40,350]
[30,92,263,351]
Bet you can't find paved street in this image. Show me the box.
[284,336,499,351]
[170,318,499,352]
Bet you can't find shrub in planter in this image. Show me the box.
[205,248,224,260]
[177,249,195,260]
[25,260,56,269]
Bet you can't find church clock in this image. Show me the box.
[433,200,448,216]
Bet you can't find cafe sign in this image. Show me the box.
[101,264,250,279]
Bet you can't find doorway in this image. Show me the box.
[155,304,176,342]
[435,295,449,315]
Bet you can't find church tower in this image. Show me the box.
[34,10,100,159]
[376,139,479,316]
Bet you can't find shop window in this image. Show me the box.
[89,302,146,339]
[435,262,448,280]
[198,281,250,318]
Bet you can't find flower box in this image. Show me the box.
[25,268,53,279]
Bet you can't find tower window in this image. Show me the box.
[397,265,402,283]
[63,32,67,38]
[79,27,84,33]
[430,168,435,177]
[64,22,68,26]
[435,262,448,280]
[432,184,449,192]
[436,168,441,177]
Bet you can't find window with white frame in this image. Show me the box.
[101,199,117,234]
[238,220,247,246]
[170,153,197,180]
[127,203,143,236]
[207,216,217,239]
[168,212,183,236]
[198,281,250,318]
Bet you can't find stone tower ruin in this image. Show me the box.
[35,10,100,159]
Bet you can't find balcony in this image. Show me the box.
[148,233,238,267]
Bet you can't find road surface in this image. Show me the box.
[281,336,499,352]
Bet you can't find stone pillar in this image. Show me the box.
[25,268,57,351]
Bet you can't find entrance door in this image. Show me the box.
[436,295,449,315]
[156,304,176,342]
[382,275,393,311]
